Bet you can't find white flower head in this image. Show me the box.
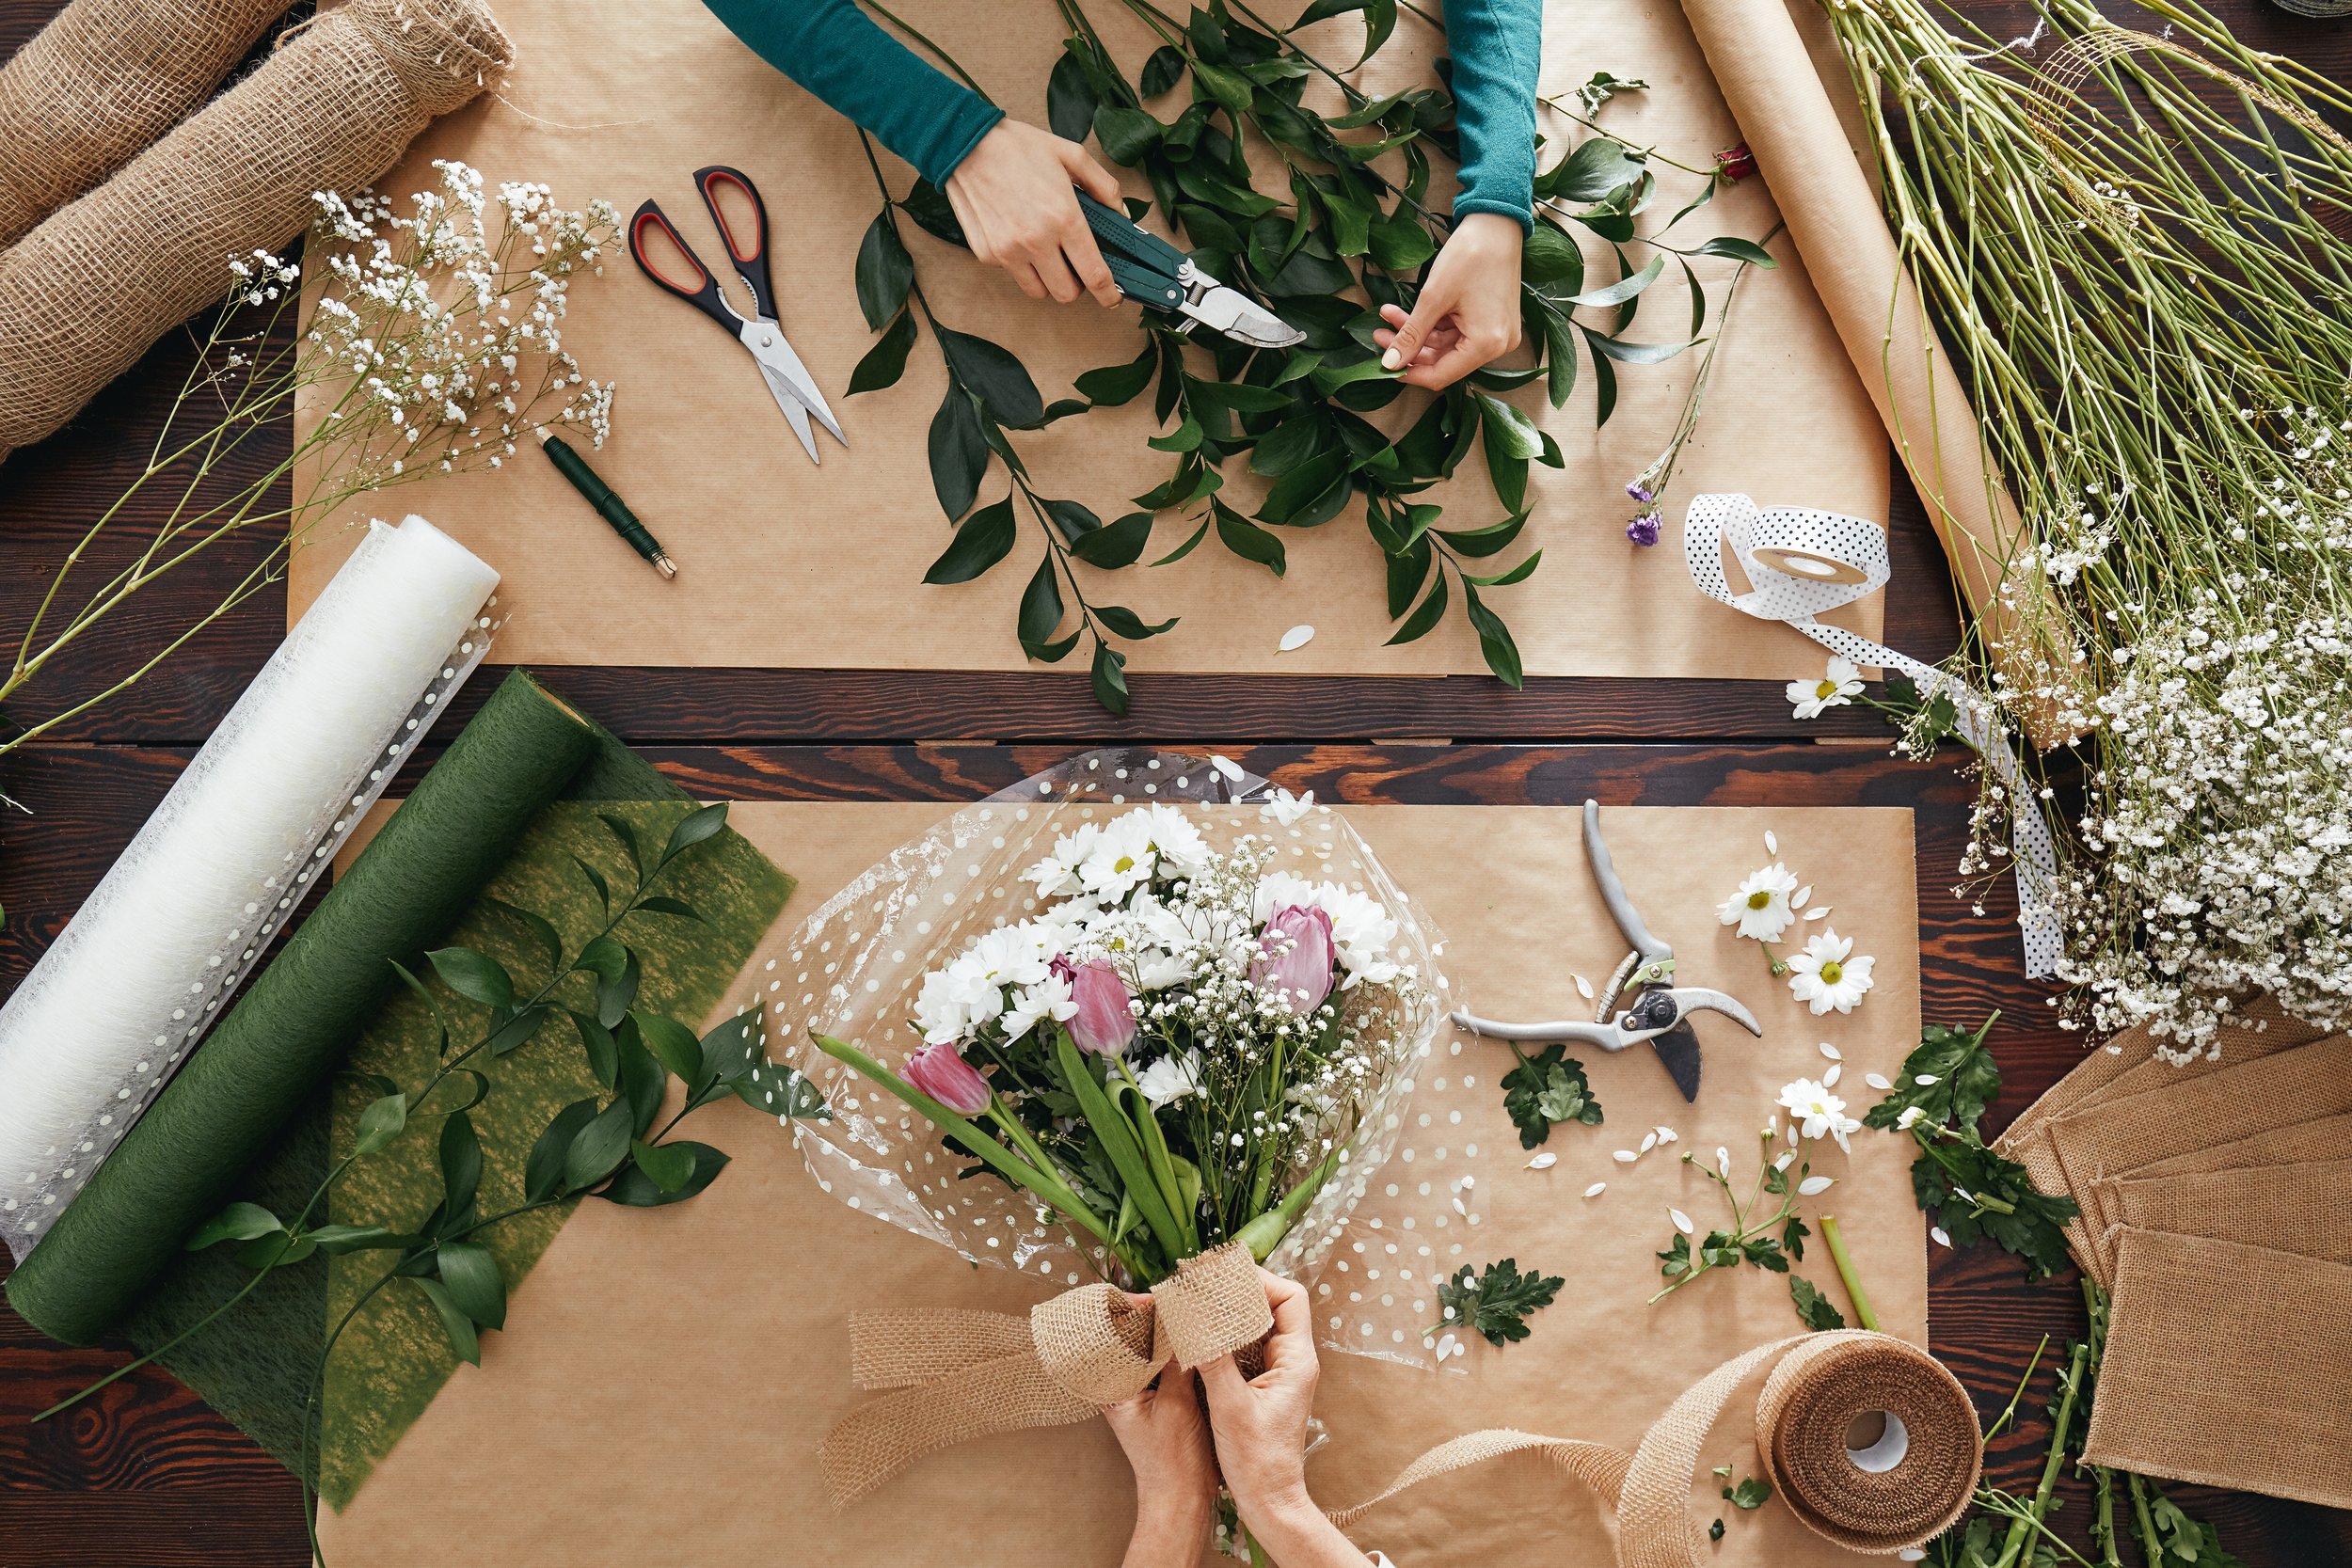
[1775,1077,1861,1151]
[1260,787,1317,826]
[1135,1050,1204,1107]
[1787,657,1866,721]
[1787,927,1876,1015]
[1024,823,1101,900]
[1000,974,1078,1040]
[1717,862,1800,941]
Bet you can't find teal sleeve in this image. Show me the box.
[1443,0,1541,230]
[700,0,1005,189]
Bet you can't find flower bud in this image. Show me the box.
[904,1041,992,1116]
[1063,958,1138,1057]
[1252,904,1337,1014]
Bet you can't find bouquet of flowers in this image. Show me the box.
[771,752,1481,1360]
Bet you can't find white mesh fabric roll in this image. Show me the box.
[0,515,498,1259]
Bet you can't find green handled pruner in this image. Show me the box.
[1075,190,1304,349]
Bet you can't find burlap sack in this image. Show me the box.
[0,0,509,463]
[2085,1229,2352,1510]
[2082,1160,2352,1290]
[2124,1111,2352,1183]
[0,0,293,245]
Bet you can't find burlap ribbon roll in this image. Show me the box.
[0,0,294,246]
[1332,1331,1980,1563]
[0,0,509,463]
[820,1242,1273,1508]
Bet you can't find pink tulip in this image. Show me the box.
[1253,904,1336,1013]
[904,1041,992,1115]
[1060,958,1138,1056]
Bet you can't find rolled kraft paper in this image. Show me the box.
[0,515,496,1263]
[0,0,508,462]
[0,0,296,246]
[1330,1331,1980,1563]
[1676,0,2071,745]
[3,671,598,1348]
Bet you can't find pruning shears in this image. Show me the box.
[1452,800,1761,1102]
[1074,189,1305,349]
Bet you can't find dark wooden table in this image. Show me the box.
[5,2,2350,1563]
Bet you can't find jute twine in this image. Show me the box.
[0,0,294,246]
[820,1242,1273,1508]
[0,0,510,463]
[1330,1331,1980,1563]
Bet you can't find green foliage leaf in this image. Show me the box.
[1464,584,1524,689]
[564,1096,636,1192]
[660,801,728,863]
[1432,1258,1564,1347]
[1214,502,1288,577]
[186,1202,283,1252]
[849,305,918,396]
[1075,341,1157,406]
[525,1097,599,1203]
[1498,1044,1602,1148]
[638,1012,705,1082]
[484,897,564,976]
[438,1110,483,1225]
[437,1239,506,1330]
[600,1141,731,1208]
[1140,43,1185,97]
[353,1090,409,1158]
[1723,1475,1774,1510]
[308,1224,405,1255]
[424,946,514,1011]
[1865,1016,2003,1135]
[928,384,989,520]
[1093,604,1178,640]
[937,326,1045,428]
[570,1009,618,1087]
[1048,46,1102,142]
[1090,639,1131,717]
[1071,510,1153,567]
[1543,136,1645,202]
[853,209,914,330]
[410,1276,481,1366]
[1385,568,1447,646]
[1692,235,1778,267]
[1789,1274,1848,1331]
[898,179,966,247]
[1562,252,1665,309]
[629,1137,697,1195]
[925,496,1017,584]
[1093,104,1164,164]
[1259,449,1350,526]
[1018,553,1073,660]
[1368,210,1438,271]
[634,895,703,923]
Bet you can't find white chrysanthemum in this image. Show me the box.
[1024,823,1100,899]
[1787,657,1865,720]
[1000,974,1078,1040]
[1787,927,1875,1015]
[1260,787,1317,826]
[1135,1050,1204,1107]
[1717,862,1800,942]
[1775,1077,1861,1151]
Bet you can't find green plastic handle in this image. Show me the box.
[1075,190,1187,309]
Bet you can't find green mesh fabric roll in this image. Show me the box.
[4,672,597,1347]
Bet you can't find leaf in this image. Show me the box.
[1464,584,1524,689]
[563,1096,636,1193]
[1071,510,1153,568]
[1151,512,1214,566]
[1258,449,1350,526]
[437,1239,506,1330]
[936,326,1045,428]
[928,384,989,520]
[570,1009,618,1087]
[1384,569,1447,645]
[634,895,703,923]
[424,946,514,1012]
[1047,47,1102,141]
[1790,1274,1848,1331]
[600,1141,731,1208]
[232,1229,315,1270]
[353,1090,409,1157]
[1090,639,1131,717]
[308,1224,405,1255]
[1499,1044,1602,1148]
[925,496,1017,584]
[484,897,564,975]
[1075,341,1156,406]
[660,800,728,863]
[1368,210,1438,272]
[1438,509,1530,558]
[1092,104,1164,164]
[186,1202,283,1252]
[1544,136,1645,202]
[617,1024,667,1135]
[484,1003,551,1058]
[849,306,918,396]
[1140,43,1185,97]
[1581,327,1694,366]
[571,854,612,913]
[1191,58,1253,114]
[898,179,966,247]
[1466,550,1542,589]
[1432,1258,1564,1347]
[637,1012,705,1081]
[1561,252,1665,309]
[737,1062,829,1120]
[1724,1476,1774,1510]
[697,1010,763,1089]
[596,945,641,1029]
[1018,554,1072,660]
[410,1276,481,1366]
[1692,235,1779,267]
[630,1137,697,1195]
[1522,220,1585,290]
[853,210,914,330]
[1865,1016,2004,1135]
[388,957,453,1054]
[1472,390,1543,461]
[1093,604,1177,640]
[439,1110,484,1223]
[1214,502,1288,577]
[525,1097,600,1203]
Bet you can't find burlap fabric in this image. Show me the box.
[0,0,293,245]
[820,1242,1272,1508]
[0,0,508,463]
[2085,1230,2352,1510]
[2085,1160,2352,1288]
[1331,1331,1979,1563]
[2124,1111,2352,1183]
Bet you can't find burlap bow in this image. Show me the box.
[820,1241,1271,1507]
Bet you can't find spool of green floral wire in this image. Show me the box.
[4,672,597,1347]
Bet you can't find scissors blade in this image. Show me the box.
[1180,283,1305,349]
[739,319,846,445]
[1650,1022,1704,1102]
[757,355,821,464]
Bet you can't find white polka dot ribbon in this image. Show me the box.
[1684,494,2063,979]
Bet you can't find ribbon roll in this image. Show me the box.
[1331,1330,1982,1564]
[1684,494,2063,978]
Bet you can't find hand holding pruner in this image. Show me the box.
[1452,800,1760,1102]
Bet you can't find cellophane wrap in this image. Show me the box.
[754,749,1486,1370]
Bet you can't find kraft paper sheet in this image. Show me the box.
[291,0,1889,683]
[317,802,1926,1566]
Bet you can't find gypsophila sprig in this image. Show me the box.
[1,163,618,776]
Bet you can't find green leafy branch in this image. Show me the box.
[1426,1256,1563,1347]
[1652,1125,1825,1304]
[1497,1040,1602,1148]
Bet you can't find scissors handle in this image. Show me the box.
[1074,189,1186,309]
[628,199,739,333]
[693,164,781,323]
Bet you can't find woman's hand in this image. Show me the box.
[1104,1358,1219,1568]
[1374,212,1527,390]
[945,119,1125,308]
[1200,1271,1376,1568]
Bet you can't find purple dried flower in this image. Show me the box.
[1626,481,1656,503]
[1625,512,1662,547]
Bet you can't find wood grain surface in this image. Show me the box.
[4,0,2350,1562]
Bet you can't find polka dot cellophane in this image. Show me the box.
[729,749,1487,1371]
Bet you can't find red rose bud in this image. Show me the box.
[904,1041,992,1115]
[1066,958,1138,1056]
[1715,142,1757,183]
[1252,904,1337,1013]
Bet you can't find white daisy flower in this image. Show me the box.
[1717,863,1801,942]
[1786,927,1876,1015]
[1135,1050,1204,1107]
[1776,1077,1862,1151]
[1786,656,1866,720]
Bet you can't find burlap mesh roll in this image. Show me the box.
[0,0,294,246]
[0,0,509,462]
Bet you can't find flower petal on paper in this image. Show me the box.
[1211,754,1246,782]
[1819,1041,1842,1060]
[1574,973,1595,1001]
[1584,1182,1607,1198]
[1806,906,1832,920]
[1613,1149,1640,1164]
[1278,624,1314,653]
[1640,1132,1658,1153]
[1526,1152,1557,1170]
[1670,1208,1695,1235]
[1823,1063,1842,1087]
[1865,1072,1893,1090]
[1793,885,1814,911]
[1765,830,1779,855]
[1931,1227,1952,1248]
[1798,1176,1833,1196]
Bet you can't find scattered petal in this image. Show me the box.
[1574,973,1595,1001]
[1210,754,1246,783]
[1797,1175,1834,1196]
[1773,1150,1797,1171]
[1653,1125,1679,1144]
[1865,1072,1893,1091]
[1915,1074,1940,1085]
[1930,1226,1952,1248]
[1765,830,1779,855]
[1583,1181,1607,1198]
[1640,1132,1658,1153]
[1792,884,1814,910]
[1819,1041,1842,1060]
[1525,1152,1558,1170]
[1278,624,1315,653]
[1823,1062,1842,1087]
[1613,1149,1640,1164]
[1670,1208,1695,1235]
[1805,906,1832,920]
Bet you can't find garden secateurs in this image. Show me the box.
[1075,189,1304,348]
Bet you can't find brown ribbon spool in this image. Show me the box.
[819,1242,1270,1509]
[1333,1331,1980,1564]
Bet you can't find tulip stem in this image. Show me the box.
[1820,1213,1880,1332]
